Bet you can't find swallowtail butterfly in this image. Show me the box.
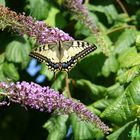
[29,41,97,71]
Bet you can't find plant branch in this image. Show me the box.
[116,0,128,16]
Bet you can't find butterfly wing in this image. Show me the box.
[29,42,61,71]
[59,40,97,71]
[29,41,97,72]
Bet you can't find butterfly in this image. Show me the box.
[29,40,97,72]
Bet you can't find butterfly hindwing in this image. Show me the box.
[29,40,97,71]
[60,41,97,70]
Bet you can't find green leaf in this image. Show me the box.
[136,10,140,31]
[43,115,68,140]
[75,79,107,100]
[25,0,51,20]
[5,37,31,68]
[0,64,6,81]
[40,64,54,81]
[70,114,104,140]
[129,122,140,139]
[70,53,106,81]
[118,47,140,68]
[51,73,66,91]
[0,53,5,64]
[101,76,140,124]
[88,4,119,24]
[114,29,137,54]
[87,105,101,116]
[74,20,91,37]
[92,83,124,109]
[92,99,114,110]
[0,0,5,6]
[45,6,66,28]
[116,66,140,84]
[107,120,137,140]
[102,55,119,77]
[2,62,19,81]
[129,119,140,140]
[136,34,140,48]
[126,0,140,5]
[106,83,124,98]
[85,34,113,56]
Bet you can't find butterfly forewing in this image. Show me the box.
[29,40,97,71]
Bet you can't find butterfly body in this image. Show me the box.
[29,40,97,71]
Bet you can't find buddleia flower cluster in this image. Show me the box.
[63,0,99,34]
[0,5,73,45]
[0,81,110,134]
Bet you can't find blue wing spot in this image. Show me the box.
[62,63,68,68]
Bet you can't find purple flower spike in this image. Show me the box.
[63,0,99,33]
[0,81,110,134]
[0,5,74,45]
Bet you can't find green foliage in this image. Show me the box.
[43,115,68,140]
[5,36,31,68]
[114,29,137,54]
[0,0,5,6]
[70,114,104,140]
[101,76,140,124]
[107,120,138,140]
[0,0,140,140]
[25,0,51,20]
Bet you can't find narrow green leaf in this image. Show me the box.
[43,115,68,140]
[101,76,140,124]
[70,114,104,140]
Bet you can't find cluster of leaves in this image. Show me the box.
[0,0,140,140]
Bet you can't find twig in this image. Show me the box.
[107,25,135,35]
[116,0,128,16]
[65,74,71,98]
